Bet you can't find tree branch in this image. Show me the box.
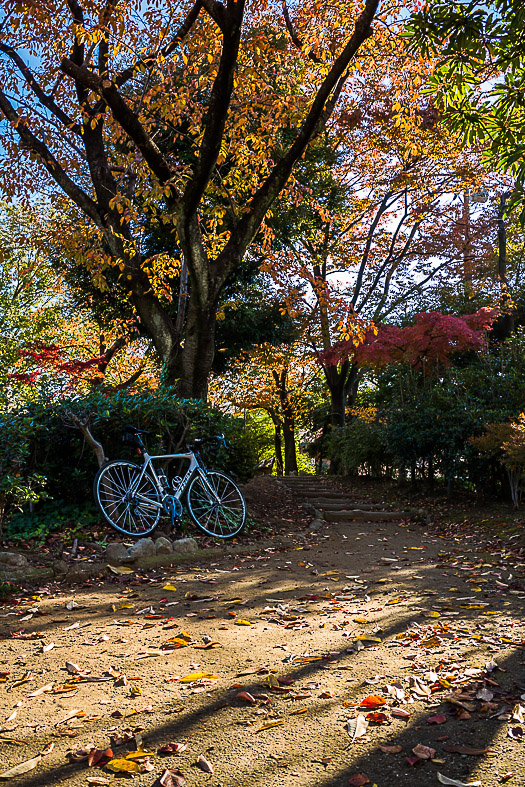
[282,1,322,63]
[0,88,104,229]
[59,58,176,189]
[182,1,245,217]
[0,44,81,133]
[217,0,380,274]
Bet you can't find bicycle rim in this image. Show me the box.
[94,460,161,537]
[186,471,246,538]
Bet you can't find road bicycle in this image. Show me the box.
[93,426,246,540]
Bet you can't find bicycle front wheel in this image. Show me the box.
[186,471,246,539]
[94,460,161,537]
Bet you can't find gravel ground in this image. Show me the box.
[0,487,524,787]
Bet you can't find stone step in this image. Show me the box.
[298,492,351,501]
[317,503,382,511]
[324,509,406,522]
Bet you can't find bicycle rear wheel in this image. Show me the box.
[186,471,246,539]
[94,460,161,537]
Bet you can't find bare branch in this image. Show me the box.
[0,88,103,229]
[282,1,322,63]
[0,44,81,133]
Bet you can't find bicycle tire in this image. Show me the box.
[186,471,246,539]
[94,460,161,537]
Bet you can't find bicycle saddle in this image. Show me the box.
[123,425,150,435]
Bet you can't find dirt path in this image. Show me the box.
[1,477,524,787]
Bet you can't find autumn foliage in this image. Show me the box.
[317,308,498,371]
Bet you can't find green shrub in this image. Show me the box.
[1,387,256,535]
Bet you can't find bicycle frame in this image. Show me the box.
[129,450,218,510]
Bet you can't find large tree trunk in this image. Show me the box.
[173,295,217,399]
[269,412,284,476]
[283,413,298,475]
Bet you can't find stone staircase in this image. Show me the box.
[280,476,408,523]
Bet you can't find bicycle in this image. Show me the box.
[93,426,246,540]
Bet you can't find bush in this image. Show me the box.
[328,412,392,477]
[1,387,257,536]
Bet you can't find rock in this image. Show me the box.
[308,518,324,532]
[127,538,156,560]
[155,537,173,555]
[66,566,93,584]
[105,542,130,565]
[302,503,317,517]
[171,537,199,555]
[52,560,68,576]
[0,552,28,568]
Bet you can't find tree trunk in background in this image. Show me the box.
[270,412,284,476]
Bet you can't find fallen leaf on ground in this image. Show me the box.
[160,769,186,787]
[158,743,187,755]
[27,683,53,697]
[427,714,447,725]
[195,755,214,774]
[437,774,481,786]
[359,695,386,710]
[348,775,370,786]
[86,779,111,786]
[88,748,113,767]
[55,709,84,726]
[179,672,218,683]
[256,721,285,732]
[235,619,252,626]
[106,758,140,774]
[379,744,403,754]
[391,708,410,719]
[442,745,489,755]
[236,691,256,704]
[107,565,134,575]
[366,712,388,724]
[0,754,42,779]
[412,743,436,760]
[508,727,523,740]
[163,585,177,591]
[347,714,368,743]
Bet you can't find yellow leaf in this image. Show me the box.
[235,619,252,626]
[179,672,218,683]
[163,584,177,591]
[125,750,155,760]
[427,611,441,618]
[107,565,134,575]
[353,618,368,623]
[256,721,285,732]
[289,708,307,715]
[106,758,140,774]
[356,635,381,643]
[119,603,134,609]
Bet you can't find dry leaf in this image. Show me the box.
[412,743,435,760]
[358,695,386,710]
[235,619,252,626]
[0,754,42,779]
[106,758,140,774]
[427,714,447,725]
[442,745,488,756]
[86,779,111,786]
[236,691,256,704]
[160,769,186,787]
[256,721,285,732]
[107,565,134,575]
[195,755,214,774]
[347,714,368,743]
[163,585,177,591]
[348,775,370,787]
[179,672,218,683]
[55,709,84,726]
[437,774,481,786]
[27,683,53,697]
[379,744,403,754]
[158,743,187,755]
